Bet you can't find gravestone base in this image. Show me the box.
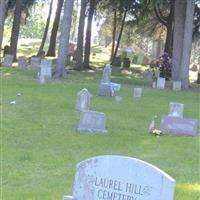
[98,83,112,96]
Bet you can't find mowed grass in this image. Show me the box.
[0,66,199,200]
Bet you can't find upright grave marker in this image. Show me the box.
[156,77,165,89]
[31,57,41,68]
[3,54,14,67]
[134,88,142,97]
[40,59,52,78]
[63,155,175,200]
[168,102,184,118]
[76,88,92,112]
[77,111,107,134]
[172,81,181,91]
[98,64,112,96]
[18,56,28,68]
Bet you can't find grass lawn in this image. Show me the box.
[1,41,200,199]
[1,65,199,200]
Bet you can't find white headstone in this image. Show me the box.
[101,64,112,84]
[18,56,28,68]
[40,59,52,78]
[156,77,165,89]
[115,96,122,103]
[172,81,181,91]
[3,54,14,67]
[77,111,107,134]
[76,88,92,112]
[169,102,184,118]
[134,88,142,97]
[31,57,41,68]
[63,155,175,200]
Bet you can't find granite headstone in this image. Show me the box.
[168,102,184,118]
[172,81,181,91]
[3,54,13,67]
[156,77,165,89]
[77,111,107,134]
[134,88,142,97]
[76,88,92,112]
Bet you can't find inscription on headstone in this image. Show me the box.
[156,77,165,89]
[160,116,198,136]
[77,111,107,134]
[63,155,175,200]
[169,102,184,118]
[76,88,92,112]
[134,88,142,97]
[3,54,14,67]
[172,81,181,91]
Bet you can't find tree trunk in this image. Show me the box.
[110,9,117,61]
[37,0,53,56]
[112,9,127,64]
[164,1,174,57]
[74,0,87,70]
[172,0,195,88]
[0,0,8,62]
[46,0,64,57]
[83,0,95,69]
[53,0,74,78]
[9,0,23,61]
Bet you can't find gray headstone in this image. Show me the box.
[40,59,52,78]
[77,110,107,134]
[63,155,175,200]
[143,71,153,81]
[110,82,121,91]
[76,88,91,112]
[31,57,41,68]
[169,102,184,118]
[39,74,46,84]
[172,81,181,91]
[101,64,112,84]
[98,83,112,96]
[134,88,142,97]
[160,116,198,136]
[18,56,28,68]
[156,77,165,89]
[115,96,122,103]
[3,54,14,67]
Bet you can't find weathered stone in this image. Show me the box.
[77,111,107,134]
[134,88,142,97]
[98,83,112,96]
[31,57,41,68]
[156,77,165,89]
[63,155,175,200]
[76,88,91,112]
[143,71,153,81]
[169,102,184,118]
[172,81,181,91]
[18,56,28,68]
[101,64,112,84]
[3,54,13,67]
[160,116,198,136]
[40,59,52,78]
[115,96,122,103]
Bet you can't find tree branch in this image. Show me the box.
[153,3,167,26]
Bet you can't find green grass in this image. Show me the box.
[1,65,199,200]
